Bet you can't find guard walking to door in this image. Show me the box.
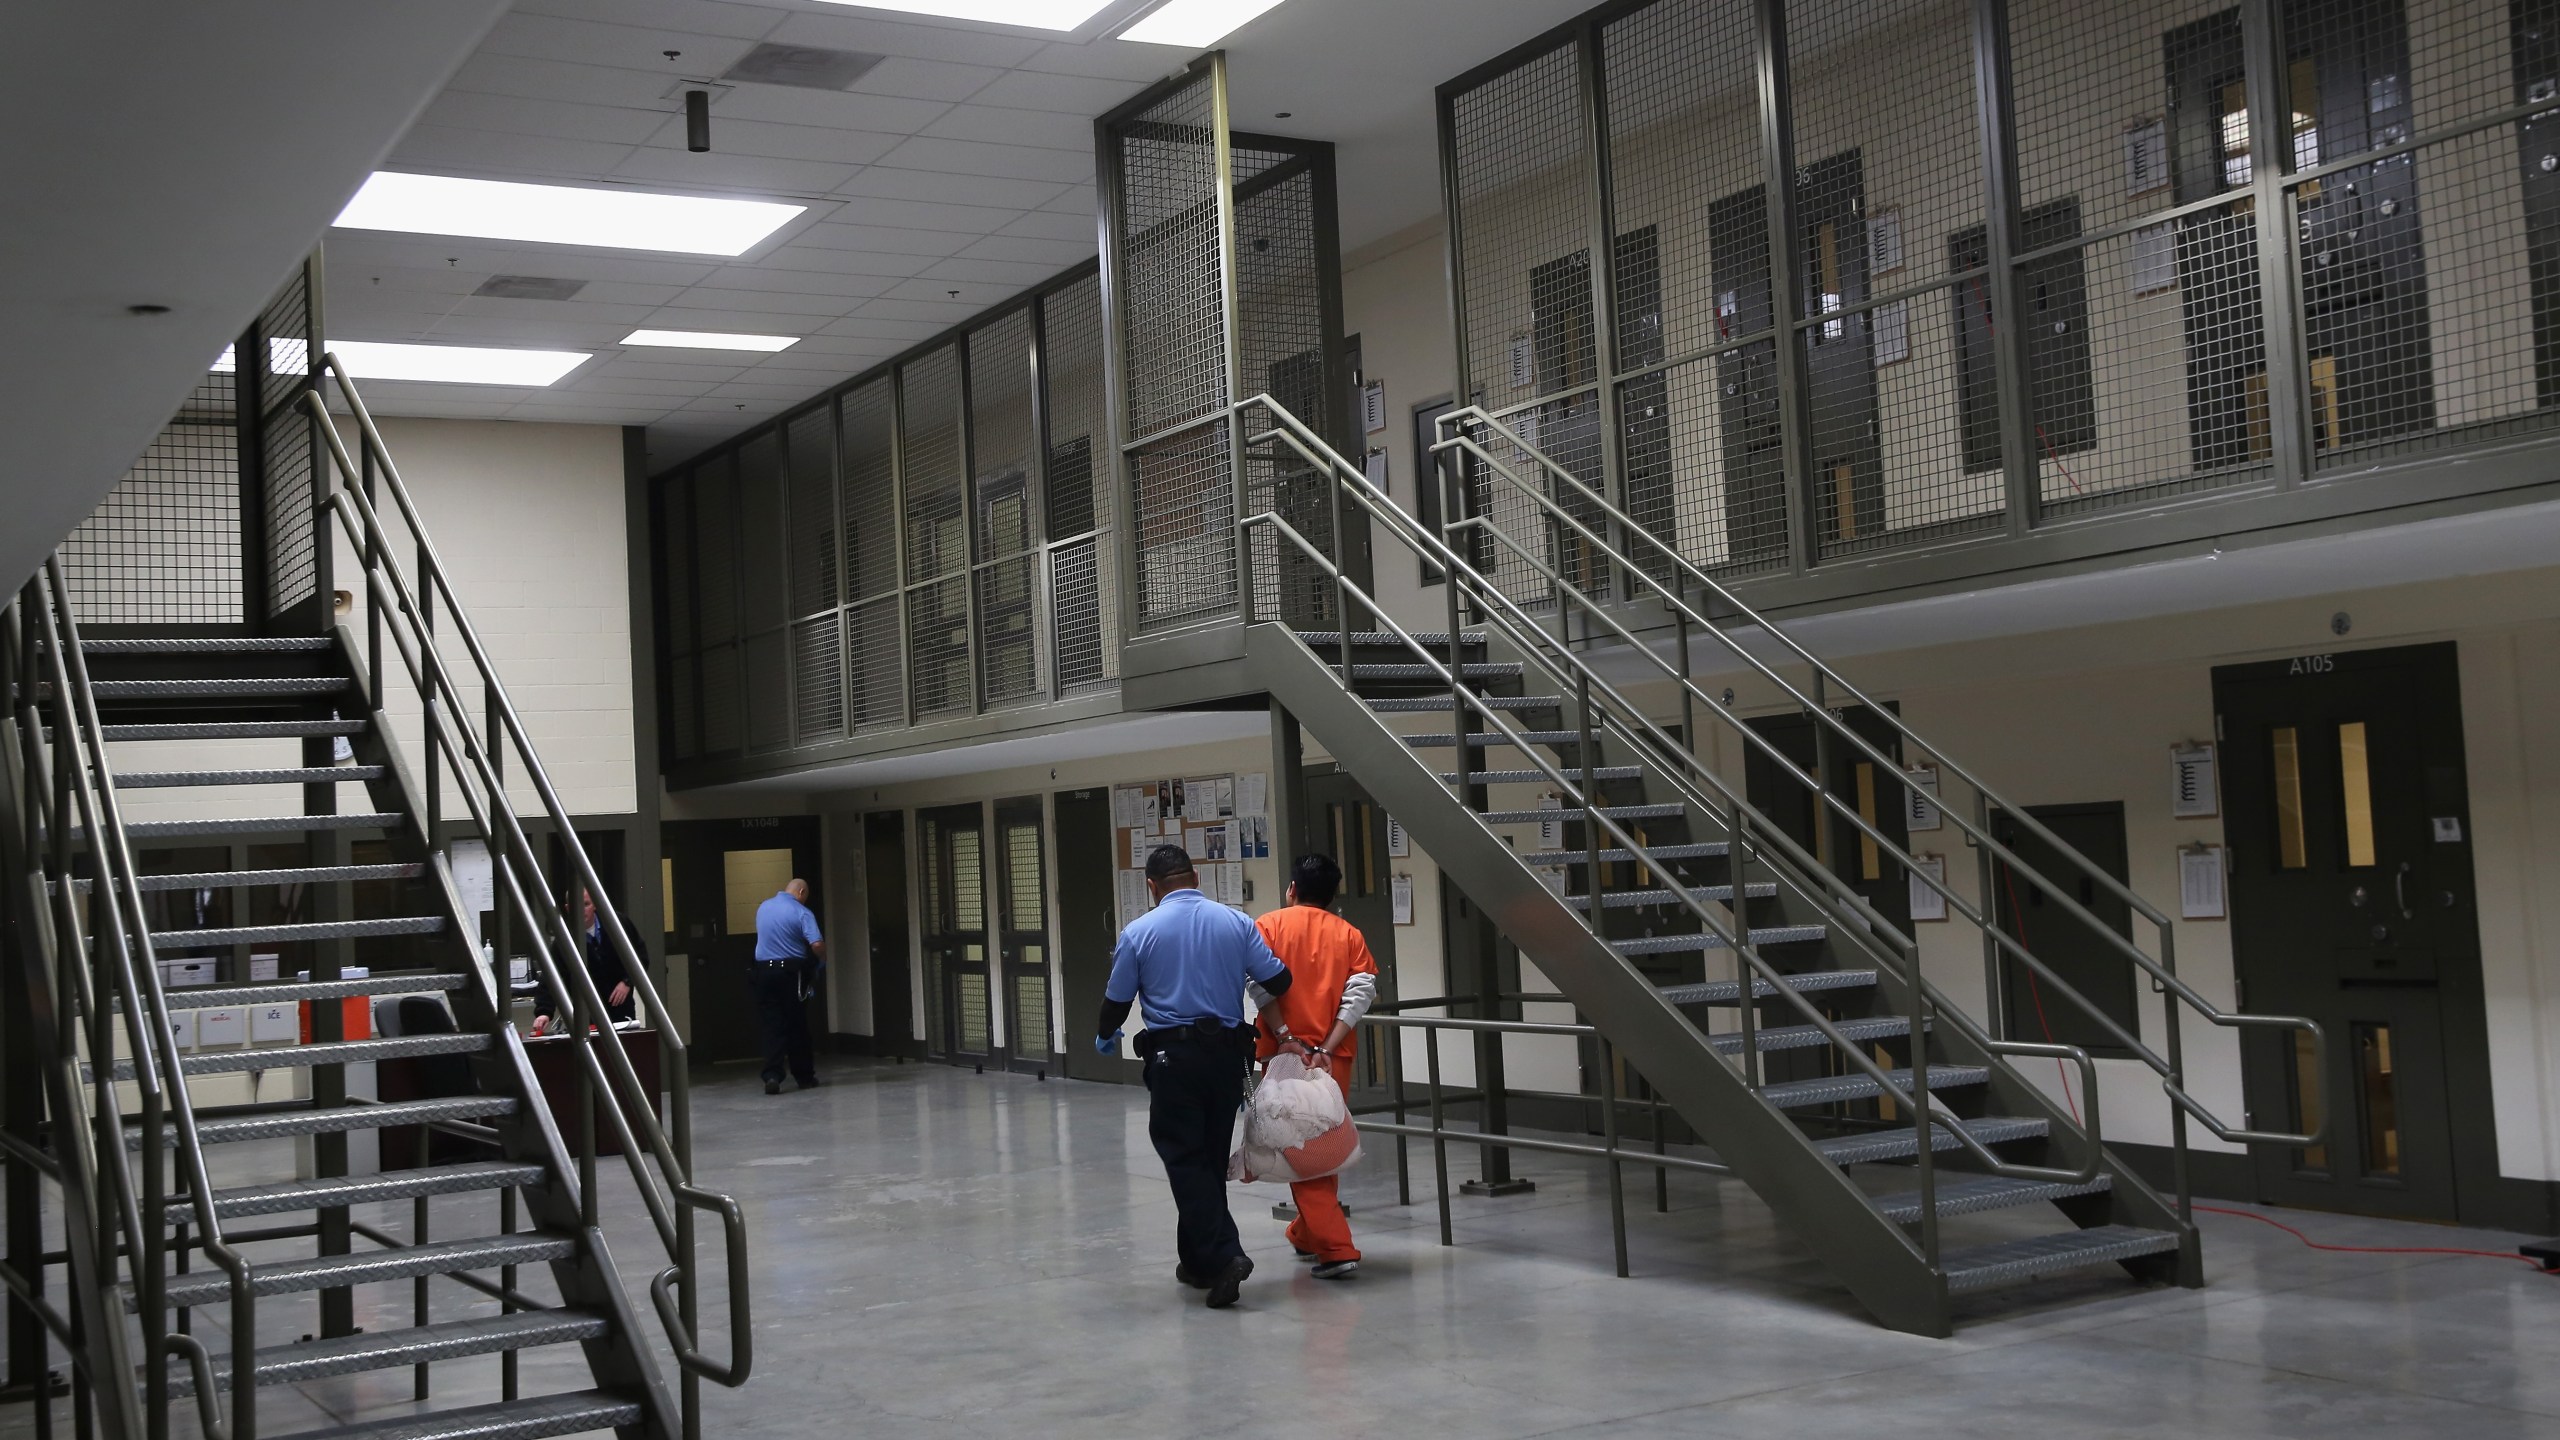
[1096,844,1292,1308]
[752,878,826,1096]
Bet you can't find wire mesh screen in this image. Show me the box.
[1451,44,1594,424]
[901,347,968,587]
[785,406,837,619]
[908,575,972,716]
[1236,157,1338,628]
[1041,277,1119,689]
[848,594,904,731]
[701,643,742,757]
[60,370,245,623]
[1603,0,1766,575]
[255,264,320,619]
[694,454,738,648]
[669,653,699,762]
[1113,72,1231,439]
[746,629,789,753]
[840,379,899,603]
[969,311,1040,703]
[1129,426,1236,627]
[662,469,695,656]
[738,432,787,636]
[792,614,844,745]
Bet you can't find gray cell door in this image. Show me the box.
[993,797,1053,1072]
[864,811,916,1058]
[2215,642,2487,1221]
[918,803,992,1063]
[1054,787,1135,1084]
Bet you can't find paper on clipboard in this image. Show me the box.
[2180,846,2227,919]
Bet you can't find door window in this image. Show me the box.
[2271,725,2309,868]
[2338,720,2377,866]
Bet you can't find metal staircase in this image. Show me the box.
[1217,396,2325,1334]
[0,357,748,1439]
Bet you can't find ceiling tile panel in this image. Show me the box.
[917,104,1095,151]
[955,234,1094,265]
[911,255,1068,287]
[476,13,762,74]
[872,135,1091,183]
[789,220,980,257]
[385,126,642,182]
[1018,39,1198,82]
[761,10,1047,67]
[832,167,1072,209]
[444,53,684,110]
[705,83,953,133]
[966,68,1149,114]
[837,55,1008,102]
[995,209,1096,242]
[419,91,672,145]
[637,114,905,166]
[507,0,784,40]
[755,244,939,279]
[685,268,903,300]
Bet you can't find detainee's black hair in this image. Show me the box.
[1290,853,1342,906]
[1145,843,1196,884]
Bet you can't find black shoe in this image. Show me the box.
[1311,1259,1359,1280]
[796,1076,826,1090]
[1174,1265,1210,1290]
[764,1081,782,1096]
[1205,1254,1253,1309]
[1292,1244,1318,1263]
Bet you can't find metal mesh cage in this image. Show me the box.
[792,613,844,745]
[1235,157,1339,629]
[700,643,742,757]
[969,311,1041,704]
[60,370,245,624]
[745,629,789,753]
[661,469,695,655]
[669,653,700,762]
[694,454,738,647]
[1452,44,1594,425]
[785,406,837,619]
[1114,71,1231,439]
[737,432,787,634]
[900,347,967,586]
[840,378,899,602]
[907,575,972,717]
[255,264,320,619]
[1128,426,1236,627]
[1040,277,1119,689]
[847,594,904,731]
[1603,0,1766,574]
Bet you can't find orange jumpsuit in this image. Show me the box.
[1253,904,1380,1264]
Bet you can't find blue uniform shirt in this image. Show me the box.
[753,890,823,961]
[1104,888,1285,1031]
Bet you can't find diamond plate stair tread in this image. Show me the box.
[1293,630,1484,647]
[1362,695,1561,712]
[150,915,444,948]
[280,1390,642,1440]
[1480,803,1684,824]
[1706,1014,1921,1055]
[1443,767,1644,784]
[1521,841,1729,865]
[1756,1066,1991,1109]
[89,677,349,697]
[138,862,421,892]
[1566,882,1775,910]
[165,1309,610,1396]
[1657,969,1878,1005]
[100,1032,489,1082]
[1873,1174,2114,1223]
[117,766,384,789]
[1613,925,1824,955]
[1941,1225,2185,1293]
[1813,1115,2048,1166]
[146,1233,577,1309]
[135,1096,517,1148]
[103,720,369,741]
[1404,730,1587,748]
[124,813,402,838]
[1349,663,1522,680]
[80,636,337,653]
[153,972,465,1012]
[171,1161,548,1220]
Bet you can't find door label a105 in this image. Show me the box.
[2288,654,2337,675]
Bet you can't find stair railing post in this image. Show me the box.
[1973,792,2005,1040]
[1729,800,1760,1091]
[1906,934,1939,1269]
[363,434,382,709]
[1425,1026,1451,1247]
[1599,1037,1627,1279]
[2161,924,2192,1224]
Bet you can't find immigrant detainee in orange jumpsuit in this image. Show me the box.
[1249,853,1380,1279]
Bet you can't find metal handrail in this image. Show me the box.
[303,361,750,1408]
[11,564,259,1440]
[1434,405,2326,1156]
[1232,421,2100,1213]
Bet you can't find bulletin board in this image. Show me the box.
[1111,772,1271,929]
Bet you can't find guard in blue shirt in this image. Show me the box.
[1098,844,1292,1309]
[752,879,827,1096]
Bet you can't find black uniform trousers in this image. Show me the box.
[752,959,817,1087]
[1142,1026,1251,1273]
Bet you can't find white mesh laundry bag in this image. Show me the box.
[1228,1052,1361,1184]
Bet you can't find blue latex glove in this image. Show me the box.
[1094,1030,1124,1056]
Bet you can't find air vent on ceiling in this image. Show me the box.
[473,275,588,302]
[721,43,886,92]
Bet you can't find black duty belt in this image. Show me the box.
[1134,1018,1254,1055]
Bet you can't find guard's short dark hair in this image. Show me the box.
[1144,843,1196,883]
[1290,853,1342,906]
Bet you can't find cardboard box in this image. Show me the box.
[161,958,217,990]
[249,1004,298,1045]
[248,953,280,982]
[167,1010,198,1050]
[195,1008,245,1047]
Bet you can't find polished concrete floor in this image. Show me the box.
[27,1057,2560,1438]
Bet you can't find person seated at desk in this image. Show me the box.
[531,888,635,1036]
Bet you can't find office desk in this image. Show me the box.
[524,1027,663,1158]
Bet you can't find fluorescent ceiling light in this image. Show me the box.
[215,339,585,385]
[622,329,801,353]
[1119,0,1287,46]
[334,173,805,257]
[808,1,1116,29]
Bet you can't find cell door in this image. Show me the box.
[1796,151,1884,548]
[1302,768,1399,1108]
[918,803,992,1063]
[2215,643,2486,1221]
[993,797,1052,1070]
[1742,703,1911,933]
[864,812,916,1057]
[1053,787,1135,1084]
